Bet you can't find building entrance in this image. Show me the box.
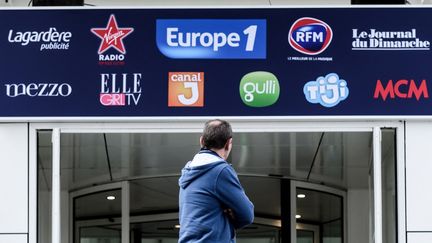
[36,122,398,243]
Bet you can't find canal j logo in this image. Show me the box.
[303,73,349,108]
[168,72,204,107]
[289,17,333,55]
[239,71,280,107]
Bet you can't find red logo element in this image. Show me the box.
[91,15,134,54]
[374,79,429,101]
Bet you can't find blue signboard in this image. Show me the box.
[0,8,432,117]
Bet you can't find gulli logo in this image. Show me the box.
[239,71,280,107]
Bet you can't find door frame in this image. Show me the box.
[28,119,406,243]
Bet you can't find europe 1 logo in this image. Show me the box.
[91,15,134,66]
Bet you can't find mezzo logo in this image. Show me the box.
[239,71,280,107]
[303,73,348,107]
[5,83,72,97]
[289,17,333,55]
[168,72,204,107]
[156,19,266,59]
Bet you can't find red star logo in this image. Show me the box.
[91,15,134,54]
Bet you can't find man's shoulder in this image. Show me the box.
[215,163,238,180]
[210,161,231,173]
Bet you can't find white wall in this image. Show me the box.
[0,234,27,243]
[406,121,432,242]
[0,124,28,239]
[408,232,432,242]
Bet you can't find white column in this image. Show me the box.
[373,127,382,243]
[0,124,28,234]
[51,128,61,243]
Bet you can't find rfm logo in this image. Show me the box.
[288,17,333,55]
[100,73,142,106]
[374,79,429,101]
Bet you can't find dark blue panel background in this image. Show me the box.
[0,8,431,117]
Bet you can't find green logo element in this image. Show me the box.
[239,71,280,107]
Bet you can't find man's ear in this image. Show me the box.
[225,138,233,151]
[199,136,204,148]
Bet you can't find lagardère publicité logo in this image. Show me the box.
[239,72,280,107]
[156,19,266,59]
[8,27,72,51]
[303,73,349,108]
[91,15,134,65]
[289,17,333,56]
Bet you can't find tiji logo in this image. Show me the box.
[374,79,429,101]
[289,17,333,55]
[303,73,349,108]
[100,73,142,106]
[168,72,204,107]
[91,15,134,65]
[239,71,280,107]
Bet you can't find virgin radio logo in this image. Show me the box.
[91,15,134,66]
[288,17,333,55]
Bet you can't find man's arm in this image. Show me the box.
[215,166,254,229]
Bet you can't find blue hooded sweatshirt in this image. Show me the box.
[178,150,254,243]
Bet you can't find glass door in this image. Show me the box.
[297,223,319,243]
[70,182,129,243]
[292,182,345,243]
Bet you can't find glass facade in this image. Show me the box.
[37,130,397,243]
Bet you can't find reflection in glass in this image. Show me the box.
[74,189,121,243]
[382,129,397,243]
[298,230,314,243]
[323,220,342,243]
[80,226,120,243]
[296,188,342,243]
[38,131,52,243]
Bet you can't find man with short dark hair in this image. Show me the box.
[178,119,254,243]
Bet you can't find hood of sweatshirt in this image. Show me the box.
[179,152,226,189]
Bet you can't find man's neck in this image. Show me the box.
[209,148,227,160]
